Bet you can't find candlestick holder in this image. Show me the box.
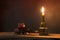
[39,19,48,35]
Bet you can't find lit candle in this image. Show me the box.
[39,6,48,35]
[41,6,45,16]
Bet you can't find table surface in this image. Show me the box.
[0,32,60,39]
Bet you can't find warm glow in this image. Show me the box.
[41,6,45,16]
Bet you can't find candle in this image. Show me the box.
[41,6,45,16]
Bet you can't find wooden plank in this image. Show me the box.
[0,32,60,39]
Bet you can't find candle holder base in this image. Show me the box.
[39,27,48,35]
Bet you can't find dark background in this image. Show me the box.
[1,0,60,33]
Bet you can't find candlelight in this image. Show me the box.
[41,6,45,16]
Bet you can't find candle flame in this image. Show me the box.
[41,6,45,16]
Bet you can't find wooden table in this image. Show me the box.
[0,32,60,39]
